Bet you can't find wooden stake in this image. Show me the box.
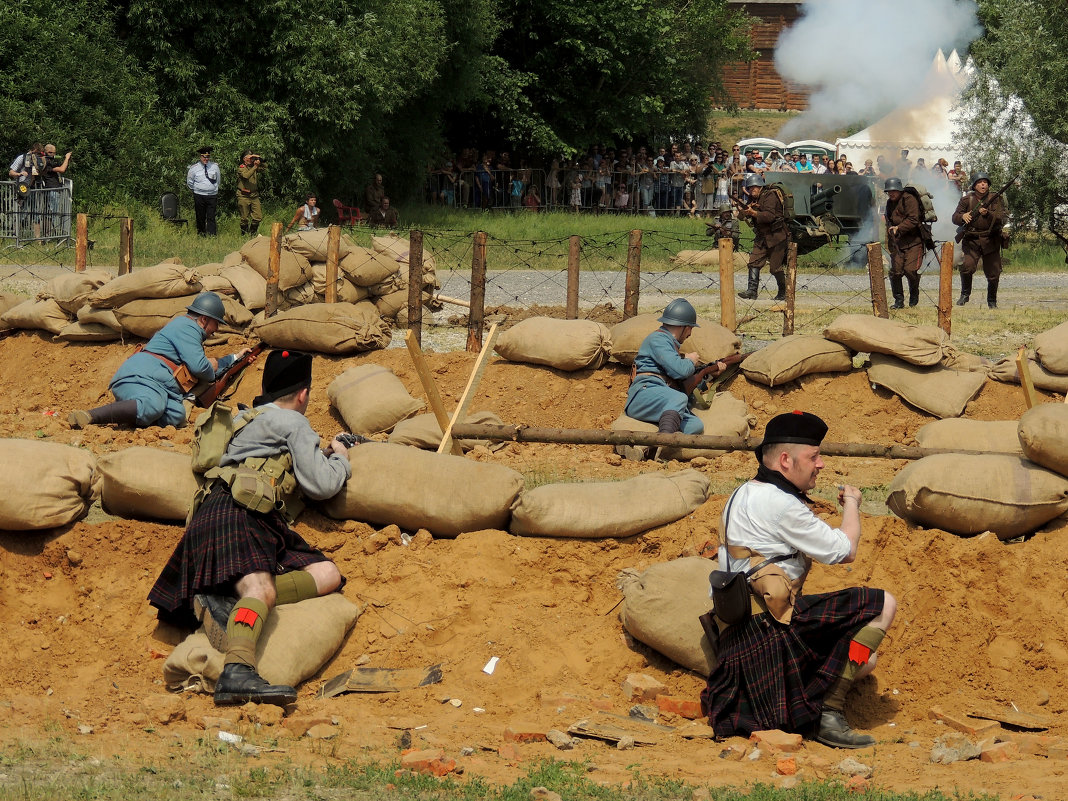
[867,242,887,318]
[118,217,133,276]
[718,237,736,331]
[434,294,471,309]
[624,229,642,319]
[439,323,499,455]
[938,241,954,335]
[782,241,797,336]
[265,221,282,317]
[467,231,487,352]
[324,224,341,304]
[75,213,88,272]
[1016,346,1039,410]
[404,330,462,455]
[407,229,424,345]
[566,235,580,319]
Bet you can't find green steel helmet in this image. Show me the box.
[970,171,991,188]
[744,173,765,189]
[658,298,699,327]
[186,291,226,324]
[883,177,904,192]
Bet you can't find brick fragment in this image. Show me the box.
[621,673,666,701]
[980,741,1019,763]
[401,748,457,776]
[749,729,803,753]
[656,695,702,719]
[775,756,797,776]
[927,706,1001,737]
[498,742,521,764]
[845,775,869,793]
[504,723,547,743]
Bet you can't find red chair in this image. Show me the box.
[333,198,362,227]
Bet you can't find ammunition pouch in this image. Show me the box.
[196,453,304,523]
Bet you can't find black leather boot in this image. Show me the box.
[68,399,139,429]
[889,275,904,309]
[987,279,999,309]
[816,709,875,749]
[239,222,249,236]
[249,221,260,236]
[773,272,787,301]
[214,663,297,707]
[906,273,920,307]
[738,267,760,300]
[956,273,972,306]
[194,594,237,652]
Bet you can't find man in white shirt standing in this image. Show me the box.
[187,146,221,236]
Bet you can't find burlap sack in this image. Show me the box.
[388,410,505,451]
[867,353,986,419]
[198,274,234,294]
[374,289,409,319]
[322,443,524,537]
[617,556,717,675]
[328,364,424,434]
[1018,404,1068,478]
[255,302,391,354]
[495,317,612,372]
[886,454,1068,539]
[824,313,946,366]
[370,234,438,289]
[115,295,253,339]
[0,440,100,530]
[76,303,122,331]
[98,447,197,521]
[1035,321,1068,375]
[915,419,1022,455]
[222,250,243,269]
[163,594,361,692]
[610,392,751,461]
[741,335,853,387]
[940,343,989,372]
[220,262,267,310]
[239,237,312,291]
[670,249,749,269]
[196,262,225,276]
[53,321,123,343]
[610,313,740,365]
[283,229,354,262]
[0,293,26,332]
[279,282,317,311]
[510,469,710,538]
[310,262,369,303]
[39,269,113,314]
[989,353,1068,393]
[339,247,401,287]
[88,262,202,308]
[1,298,70,334]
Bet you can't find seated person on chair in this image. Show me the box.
[285,195,321,233]
[367,196,399,228]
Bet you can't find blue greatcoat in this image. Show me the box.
[109,315,236,427]
[623,327,704,434]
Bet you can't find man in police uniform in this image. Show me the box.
[187,146,221,236]
[236,150,266,236]
[951,171,1007,308]
[883,177,924,309]
[701,411,897,748]
[737,174,789,301]
[148,350,355,706]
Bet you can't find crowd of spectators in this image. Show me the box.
[5,141,74,239]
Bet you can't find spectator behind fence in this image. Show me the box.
[545,159,562,208]
[187,146,221,236]
[523,185,542,211]
[285,194,321,233]
[41,144,72,237]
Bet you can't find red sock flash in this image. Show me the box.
[848,640,872,666]
[233,607,260,628]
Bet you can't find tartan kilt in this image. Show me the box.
[701,587,884,738]
[147,484,340,626]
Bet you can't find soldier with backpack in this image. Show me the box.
[737,174,789,301]
[883,177,925,309]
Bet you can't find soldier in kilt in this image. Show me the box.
[148,350,354,707]
[701,411,897,748]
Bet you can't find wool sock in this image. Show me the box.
[274,570,319,606]
[823,626,886,711]
[223,598,269,667]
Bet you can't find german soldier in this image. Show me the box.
[737,174,788,301]
[951,171,1007,308]
[883,177,924,309]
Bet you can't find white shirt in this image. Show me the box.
[812,163,829,175]
[718,480,851,582]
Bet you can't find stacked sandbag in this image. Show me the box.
[0,440,100,530]
[610,392,751,461]
[76,304,122,332]
[254,302,392,354]
[886,454,1068,539]
[38,269,113,314]
[824,314,946,366]
[1035,321,1068,375]
[670,249,749,269]
[372,233,438,295]
[87,259,201,308]
[240,236,312,291]
[741,335,853,387]
[1,297,70,334]
[915,419,1023,455]
[1017,404,1068,478]
[940,343,989,372]
[388,410,505,451]
[988,352,1068,394]
[322,442,525,538]
[617,556,718,675]
[54,319,123,343]
[494,317,612,371]
[510,469,710,538]
[220,262,267,310]
[610,313,740,365]
[328,364,424,434]
[0,293,27,333]
[114,294,252,339]
[867,353,986,418]
[98,447,198,522]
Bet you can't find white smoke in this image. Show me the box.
[775,0,982,141]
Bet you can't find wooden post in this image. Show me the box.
[440,323,500,455]
[1016,347,1039,410]
[937,241,954,336]
[117,217,133,276]
[718,237,736,331]
[75,213,88,272]
[407,230,425,345]
[566,235,581,319]
[405,330,461,455]
[783,242,798,336]
[265,222,282,317]
[324,225,341,304]
[623,229,642,319]
[467,231,487,352]
[867,243,888,318]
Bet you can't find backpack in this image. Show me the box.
[903,183,937,250]
[764,182,794,222]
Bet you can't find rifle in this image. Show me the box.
[954,174,1017,244]
[685,351,751,402]
[195,342,266,408]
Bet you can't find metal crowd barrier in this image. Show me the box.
[0,179,73,247]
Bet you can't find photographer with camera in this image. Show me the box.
[236,150,266,236]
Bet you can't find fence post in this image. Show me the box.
[407,230,425,345]
[867,243,888,318]
[624,229,642,319]
[938,241,954,336]
[324,225,341,304]
[782,242,797,336]
[75,213,88,272]
[566,235,580,319]
[265,222,282,317]
[118,217,134,276]
[718,237,736,331]
[467,230,487,352]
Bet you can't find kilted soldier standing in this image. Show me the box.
[701,411,898,748]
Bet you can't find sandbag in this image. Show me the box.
[867,353,985,419]
[824,313,946,366]
[0,293,27,332]
[339,247,401,288]
[940,343,989,372]
[0,439,100,530]
[163,594,361,692]
[255,302,391,354]
[283,229,354,262]
[322,443,524,538]
[220,262,267,310]
[1,297,70,334]
[39,269,113,314]
[328,364,424,434]
[610,392,751,461]
[370,234,440,284]
[279,281,317,311]
[115,295,252,339]
[495,317,612,372]
[196,262,225,276]
[76,303,122,332]
[239,236,312,291]
[915,419,1022,455]
[989,353,1068,394]
[98,447,198,521]
[670,249,749,269]
[886,454,1068,539]
[221,250,243,269]
[388,410,505,451]
[1035,321,1068,375]
[310,262,369,303]
[198,274,234,294]
[53,321,123,343]
[373,289,409,319]
[88,262,201,308]
[610,313,740,365]
[1018,404,1068,478]
[741,335,853,387]
[510,469,710,538]
[617,556,717,675]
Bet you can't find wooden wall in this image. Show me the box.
[722,2,808,111]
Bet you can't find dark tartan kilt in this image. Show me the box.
[147,485,340,627]
[701,586,884,738]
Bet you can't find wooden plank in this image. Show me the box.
[467,231,487,352]
[624,229,642,319]
[404,329,462,456]
[867,243,888,318]
[117,217,133,276]
[782,241,797,336]
[438,323,499,455]
[1017,347,1039,410]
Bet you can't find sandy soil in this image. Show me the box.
[1,331,1066,799]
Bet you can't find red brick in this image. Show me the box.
[621,673,666,702]
[498,742,521,764]
[283,716,333,737]
[656,695,703,719]
[776,756,797,776]
[750,729,803,753]
[401,748,453,776]
[503,723,547,743]
[845,775,869,793]
[980,741,1019,763]
[928,706,1001,737]
[997,731,1055,756]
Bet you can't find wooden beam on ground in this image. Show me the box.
[718,237,736,331]
[867,242,888,318]
[404,329,461,456]
[434,294,470,309]
[265,222,282,317]
[937,241,954,335]
[439,323,499,455]
[324,225,341,304]
[1017,346,1039,410]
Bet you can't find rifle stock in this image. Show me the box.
[196,342,266,408]
[683,352,749,396]
[953,174,1017,244]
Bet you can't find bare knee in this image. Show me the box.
[235,572,277,609]
[305,561,342,595]
[873,591,897,630]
